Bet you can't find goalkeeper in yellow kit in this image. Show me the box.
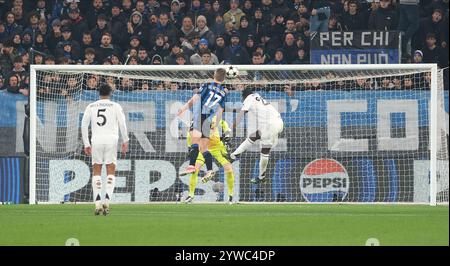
[183,116,235,204]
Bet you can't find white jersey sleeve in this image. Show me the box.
[241,94,256,112]
[81,105,92,148]
[117,104,129,143]
[81,99,129,146]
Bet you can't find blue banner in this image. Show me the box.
[310,48,400,64]
[25,90,450,128]
[1,90,448,129]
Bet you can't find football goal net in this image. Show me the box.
[29,64,448,205]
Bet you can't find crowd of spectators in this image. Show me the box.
[0,0,448,95]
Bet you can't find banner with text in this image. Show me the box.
[310,31,400,64]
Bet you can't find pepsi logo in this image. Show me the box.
[300,159,349,202]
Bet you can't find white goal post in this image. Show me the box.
[29,64,448,205]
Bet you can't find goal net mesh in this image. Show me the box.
[32,67,448,204]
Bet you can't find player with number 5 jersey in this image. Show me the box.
[178,68,228,182]
[81,84,129,216]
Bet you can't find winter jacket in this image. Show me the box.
[423,45,448,68]
[128,11,150,49]
[110,13,127,47]
[368,6,398,31]
[223,44,250,64]
[152,22,178,45]
[341,12,367,31]
[96,44,121,63]
[195,26,216,48]
[68,16,89,42]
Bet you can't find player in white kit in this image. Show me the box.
[81,84,129,215]
[231,87,284,184]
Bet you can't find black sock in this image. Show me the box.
[203,151,213,171]
[189,144,200,166]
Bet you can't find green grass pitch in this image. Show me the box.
[0,204,448,246]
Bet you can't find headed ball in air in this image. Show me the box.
[226,66,239,79]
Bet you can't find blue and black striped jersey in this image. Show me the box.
[195,82,227,115]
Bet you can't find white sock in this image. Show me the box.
[232,138,254,157]
[259,153,269,179]
[105,175,115,205]
[92,175,102,209]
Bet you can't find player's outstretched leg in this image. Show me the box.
[231,131,260,161]
[230,138,254,161]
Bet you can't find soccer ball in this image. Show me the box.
[226,66,239,79]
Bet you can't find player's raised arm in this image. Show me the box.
[233,87,253,128]
[178,94,200,116]
[81,105,92,155]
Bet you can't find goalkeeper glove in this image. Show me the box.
[220,130,231,144]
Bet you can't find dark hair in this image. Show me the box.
[45,55,56,62]
[426,33,436,39]
[97,14,108,21]
[242,87,253,101]
[201,49,212,56]
[99,84,112,96]
[252,52,262,57]
[9,74,19,81]
[2,40,14,48]
[57,57,69,64]
[102,31,112,38]
[28,11,39,21]
[85,47,96,55]
[13,56,23,64]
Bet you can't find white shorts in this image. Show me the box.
[259,117,284,148]
[91,143,117,165]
